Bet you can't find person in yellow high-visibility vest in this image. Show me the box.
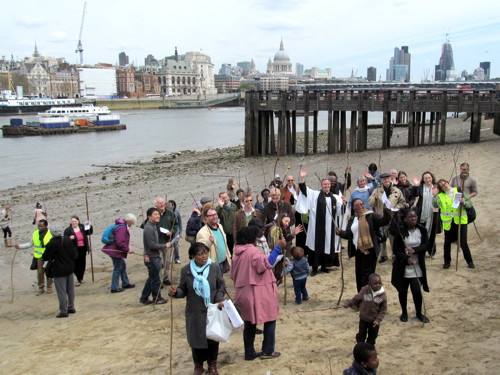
[16,219,53,295]
[433,179,475,269]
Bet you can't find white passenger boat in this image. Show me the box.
[38,103,111,118]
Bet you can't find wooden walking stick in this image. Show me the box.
[455,176,466,271]
[169,238,176,375]
[10,246,19,303]
[84,189,95,282]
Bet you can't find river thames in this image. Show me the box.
[0,108,384,190]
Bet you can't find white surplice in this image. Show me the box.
[296,184,343,254]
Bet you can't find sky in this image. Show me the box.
[2,0,499,82]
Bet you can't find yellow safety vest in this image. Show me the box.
[438,188,467,231]
[32,230,53,258]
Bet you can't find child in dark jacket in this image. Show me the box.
[343,342,379,375]
[290,246,310,304]
[342,273,387,346]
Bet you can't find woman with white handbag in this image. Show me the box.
[169,242,226,375]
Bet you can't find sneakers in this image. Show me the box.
[174,259,181,264]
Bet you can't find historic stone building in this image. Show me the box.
[155,48,217,97]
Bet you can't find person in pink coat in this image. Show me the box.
[230,226,285,361]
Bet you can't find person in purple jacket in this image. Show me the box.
[102,213,137,293]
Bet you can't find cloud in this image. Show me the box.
[15,16,45,28]
[49,31,69,43]
[257,16,304,33]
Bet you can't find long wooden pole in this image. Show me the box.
[455,177,465,271]
[84,189,95,282]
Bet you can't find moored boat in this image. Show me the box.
[0,90,77,115]
[38,103,111,117]
[2,110,126,137]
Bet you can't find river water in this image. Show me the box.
[0,108,384,190]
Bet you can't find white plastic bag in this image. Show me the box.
[206,303,233,343]
[223,299,244,328]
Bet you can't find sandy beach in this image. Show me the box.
[1,116,499,375]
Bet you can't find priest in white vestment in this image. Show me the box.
[296,168,343,275]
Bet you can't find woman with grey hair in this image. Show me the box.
[348,176,374,214]
[42,223,78,318]
[102,214,137,293]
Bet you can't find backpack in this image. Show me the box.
[101,224,124,245]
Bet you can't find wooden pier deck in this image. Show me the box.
[244,89,500,156]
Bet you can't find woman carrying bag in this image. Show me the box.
[169,242,226,375]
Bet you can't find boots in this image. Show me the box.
[193,362,204,375]
[6,238,13,247]
[207,360,219,375]
[3,239,7,246]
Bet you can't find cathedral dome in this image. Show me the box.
[274,39,290,62]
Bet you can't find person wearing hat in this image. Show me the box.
[368,172,406,263]
[42,223,78,318]
[269,174,283,189]
[186,202,203,244]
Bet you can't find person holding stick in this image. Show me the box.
[140,208,170,305]
[168,242,226,375]
[102,214,137,293]
[433,179,475,269]
[391,208,430,323]
[336,198,391,292]
[64,216,93,286]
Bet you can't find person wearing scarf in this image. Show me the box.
[337,198,391,292]
[413,171,440,256]
[296,168,343,276]
[169,242,226,375]
[348,176,374,213]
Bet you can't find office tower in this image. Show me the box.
[367,66,377,81]
[387,46,411,82]
[296,63,304,76]
[118,52,129,66]
[480,62,491,80]
[434,39,456,81]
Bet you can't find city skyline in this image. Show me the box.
[2,0,499,82]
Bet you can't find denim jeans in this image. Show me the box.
[111,257,131,290]
[293,277,308,303]
[173,241,180,261]
[140,256,162,302]
[243,320,276,358]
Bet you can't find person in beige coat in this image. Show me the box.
[368,173,406,263]
[196,207,232,272]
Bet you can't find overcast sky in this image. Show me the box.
[2,0,499,82]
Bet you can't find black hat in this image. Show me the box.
[380,173,391,179]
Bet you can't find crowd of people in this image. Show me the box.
[7,161,478,375]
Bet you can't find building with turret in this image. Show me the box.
[266,39,293,75]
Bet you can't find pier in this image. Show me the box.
[244,89,500,157]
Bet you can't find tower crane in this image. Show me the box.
[75,2,87,65]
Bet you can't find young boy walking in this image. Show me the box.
[343,273,387,346]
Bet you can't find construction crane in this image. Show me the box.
[75,2,87,65]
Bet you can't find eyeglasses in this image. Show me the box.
[244,199,253,203]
